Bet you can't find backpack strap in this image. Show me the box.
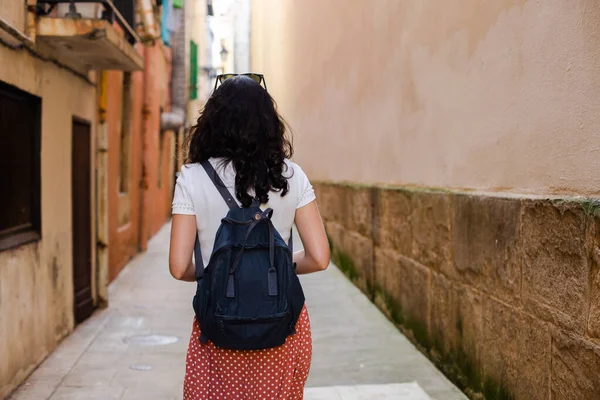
[195,223,293,283]
[195,160,294,279]
[202,160,265,209]
[201,160,240,210]
[194,161,237,281]
[194,234,204,281]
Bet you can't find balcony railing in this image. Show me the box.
[34,0,143,70]
[36,0,138,43]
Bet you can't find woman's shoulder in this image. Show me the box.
[176,163,205,188]
[178,160,310,188]
[283,160,315,208]
[180,162,203,173]
[178,163,205,179]
[283,159,309,180]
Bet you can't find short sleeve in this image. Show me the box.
[295,164,316,209]
[172,167,195,215]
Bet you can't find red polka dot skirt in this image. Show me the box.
[183,305,312,399]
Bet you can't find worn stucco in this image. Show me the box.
[138,44,176,253]
[0,44,96,398]
[106,66,144,281]
[106,44,175,281]
[252,0,600,197]
[1,1,26,34]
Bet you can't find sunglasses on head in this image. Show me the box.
[213,73,267,91]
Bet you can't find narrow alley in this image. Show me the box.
[9,225,465,400]
[3,1,600,399]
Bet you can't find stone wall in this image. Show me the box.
[315,182,600,400]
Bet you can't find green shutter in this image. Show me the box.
[173,0,183,9]
[189,41,198,100]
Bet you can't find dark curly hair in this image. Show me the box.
[186,75,293,207]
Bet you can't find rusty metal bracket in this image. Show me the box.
[84,28,107,40]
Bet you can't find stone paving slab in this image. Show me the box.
[9,224,466,400]
[304,382,431,400]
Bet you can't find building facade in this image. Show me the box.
[251,1,600,399]
[105,42,177,280]
[0,0,187,396]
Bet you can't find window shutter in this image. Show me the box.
[189,41,198,100]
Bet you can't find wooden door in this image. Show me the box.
[72,119,94,323]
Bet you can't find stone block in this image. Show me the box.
[325,221,345,253]
[398,256,431,332]
[587,213,600,338]
[430,272,453,349]
[482,297,551,400]
[411,191,452,275]
[430,273,483,388]
[522,298,585,339]
[342,230,374,294]
[374,247,430,344]
[551,330,600,399]
[374,247,403,319]
[372,188,412,255]
[314,183,348,224]
[451,194,522,304]
[346,187,374,238]
[522,200,589,333]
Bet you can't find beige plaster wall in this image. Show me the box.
[186,0,209,122]
[1,0,26,32]
[251,0,600,197]
[0,45,96,398]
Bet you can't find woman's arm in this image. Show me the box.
[169,214,198,282]
[293,200,331,274]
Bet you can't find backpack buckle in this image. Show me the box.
[254,213,262,221]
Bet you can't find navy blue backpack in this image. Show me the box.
[192,161,306,350]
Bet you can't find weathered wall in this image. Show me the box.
[252,0,600,197]
[0,45,96,398]
[316,182,600,399]
[2,0,26,33]
[252,2,600,396]
[106,68,144,281]
[107,44,175,280]
[144,45,175,243]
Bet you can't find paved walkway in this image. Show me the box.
[10,225,466,400]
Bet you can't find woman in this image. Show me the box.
[169,74,330,399]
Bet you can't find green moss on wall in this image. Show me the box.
[331,248,358,282]
[581,199,600,217]
[325,220,515,400]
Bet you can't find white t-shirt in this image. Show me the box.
[172,158,316,267]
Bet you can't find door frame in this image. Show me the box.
[71,116,95,323]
